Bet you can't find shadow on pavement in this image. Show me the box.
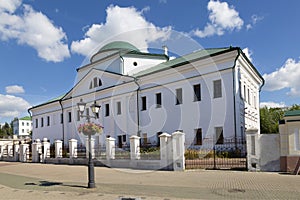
[25,181,87,189]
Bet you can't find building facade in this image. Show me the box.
[279,110,300,172]
[12,116,32,136]
[29,41,264,148]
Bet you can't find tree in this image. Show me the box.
[0,122,13,137]
[260,104,300,134]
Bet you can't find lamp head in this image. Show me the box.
[77,99,86,113]
[91,101,101,114]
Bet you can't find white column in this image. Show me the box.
[7,144,13,157]
[69,139,77,158]
[159,133,172,170]
[0,145,3,159]
[19,143,29,162]
[171,131,185,171]
[246,128,260,171]
[130,135,140,160]
[32,139,42,163]
[86,137,95,159]
[55,140,63,158]
[14,143,20,161]
[106,137,116,160]
[42,138,50,162]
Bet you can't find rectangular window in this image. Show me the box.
[27,122,29,126]
[35,119,38,128]
[86,108,89,117]
[47,116,50,126]
[239,81,243,99]
[156,93,162,108]
[213,80,222,98]
[41,117,44,127]
[294,128,300,151]
[141,96,147,111]
[244,85,246,101]
[248,89,251,105]
[157,132,163,147]
[176,88,183,105]
[68,112,72,123]
[193,84,201,101]
[254,95,257,109]
[22,129,24,133]
[60,114,63,124]
[117,101,121,115]
[122,134,126,142]
[77,110,80,121]
[105,104,110,117]
[22,122,24,126]
[251,135,256,155]
[195,128,202,145]
[215,127,224,144]
[142,133,148,145]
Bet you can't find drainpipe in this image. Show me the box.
[133,78,141,137]
[27,109,32,136]
[231,48,240,149]
[59,99,65,147]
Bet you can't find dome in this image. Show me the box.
[99,41,140,52]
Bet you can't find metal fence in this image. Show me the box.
[185,138,247,170]
[94,146,106,160]
[140,146,160,160]
[114,147,130,159]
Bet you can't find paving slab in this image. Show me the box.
[1,161,300,199]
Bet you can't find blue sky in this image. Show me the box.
[0,0,300,123]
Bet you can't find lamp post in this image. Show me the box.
[77,99,101,188]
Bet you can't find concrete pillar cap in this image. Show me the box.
[130,135,140,139]
[159,132,171,137]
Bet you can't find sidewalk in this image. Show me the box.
[1,161,300,199]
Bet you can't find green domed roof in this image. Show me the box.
[99,41,140,52]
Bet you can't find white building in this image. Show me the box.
[12,116,32,136]
[29,41,264,148]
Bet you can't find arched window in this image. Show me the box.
[89,77,102,89]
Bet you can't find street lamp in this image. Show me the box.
[77,98,101,188]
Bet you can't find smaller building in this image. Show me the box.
[12,116,32,137]
[279,110,300,172]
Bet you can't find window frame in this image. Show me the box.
[175,88,183,105]
[105,103,110,117]
[117,101,122,115]
[195,128,202,145]
[193,84,201,102]
[141,96,147,111]
[47,116,50,126]
[68,112,72,123]
[41,117,44,127]
[215,127,224,144]
[156,93,162,108]
[213,79,222,98]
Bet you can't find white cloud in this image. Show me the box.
[247,14,264,30]
[6,85,25,94]
[193,0,243,38]
[242,48,253,62]
[0,0,22,13]
[71,5,172,57]
[0,94,31,119]
[0,2,70,62]
[263,58,300,96]
[260,101,286,109]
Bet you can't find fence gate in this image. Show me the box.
[185,138,247,170]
